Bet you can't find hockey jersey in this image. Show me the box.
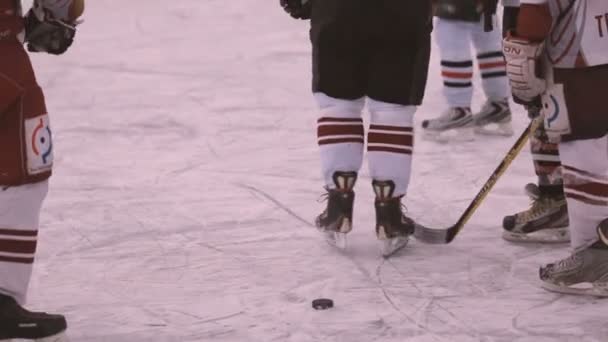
[0,0,23,40]
[523,0,608,68]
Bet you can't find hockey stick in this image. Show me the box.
[414,117,542,244]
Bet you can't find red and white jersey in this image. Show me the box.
[523,0,608,68]
[0,0,23,39]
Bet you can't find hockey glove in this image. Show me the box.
[280,0,312,20]
[24,5,76,55]
[502,34,546,104]
[481,0,499,31]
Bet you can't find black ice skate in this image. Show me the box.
[473,99,514,136]
[373,180,415,258]
[539,219,608,297]
[316,171,357,249]
[0,293,68,342]
[502,183,569,243]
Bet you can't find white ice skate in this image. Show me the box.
[473,100,514,137]
[540,222,608,297]
[421,107,475,143]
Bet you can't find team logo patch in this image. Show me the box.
[546,95,560,128]
[542,84,571,138]
[24,114,53,175]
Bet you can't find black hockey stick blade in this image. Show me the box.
[413,118,541,244]
[413,223,452,244]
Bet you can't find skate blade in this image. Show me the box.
[1,332,71,342]
[474,122,514,137]
[381,236,409,259]
[502,228,570,243]
[423,127,474,143]
[323,231,347,250]
[37,334,70,342]
[541,280,608,297]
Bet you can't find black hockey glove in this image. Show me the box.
[481,0,499,32]
[280,0,312,20]
[24,7,76,55]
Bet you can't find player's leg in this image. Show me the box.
[421,18,475,141]
[539,137,608,296]
[502,117,569,242]
[500,5,568,243]
[538,65,608,296]
[313,94,364,236]
[310,0,366,239]
[367,99,417,254]
[0,42,67,342]
[366,0,431,254]
[470,16,513,136]
[0,182,68,342]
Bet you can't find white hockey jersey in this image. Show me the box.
[522,0,608,68]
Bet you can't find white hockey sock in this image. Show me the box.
[559,137,608,250]
[367,99,416,197]
[0,181,48,305]
[471,16,509,102]
[477,51,509,102]
[436,18,474,108]
[314,93,365,189]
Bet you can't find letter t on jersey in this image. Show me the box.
[596,13,608,38]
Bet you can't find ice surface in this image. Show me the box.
[23,0,608,341]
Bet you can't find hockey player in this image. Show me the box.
[503,0,608,296]
[280,0,432,256]
[0,0,84,340]
[422,0,513,141]
[500,0,570,244]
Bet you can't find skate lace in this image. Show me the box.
[479,102,494,115]
[385,198,409,220]
[431,108,467,123]
[447,108,469,121]
[317,190,329,203]
[475,101,508,123]
[518,197,555,222]
[553,252,582,272]
[316,189,331,216]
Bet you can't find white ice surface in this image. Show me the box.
[23,0,608,341]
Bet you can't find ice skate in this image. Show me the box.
[421,107,474,143]
[473,99,514,136]
[539,220,608,297]
[316,171,357,249]
[502,184,569,243]
[372,180,414,258]
[0,293,68,342]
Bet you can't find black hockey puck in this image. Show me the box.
[312,298,334,310]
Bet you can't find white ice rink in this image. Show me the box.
[23,0,608,341]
